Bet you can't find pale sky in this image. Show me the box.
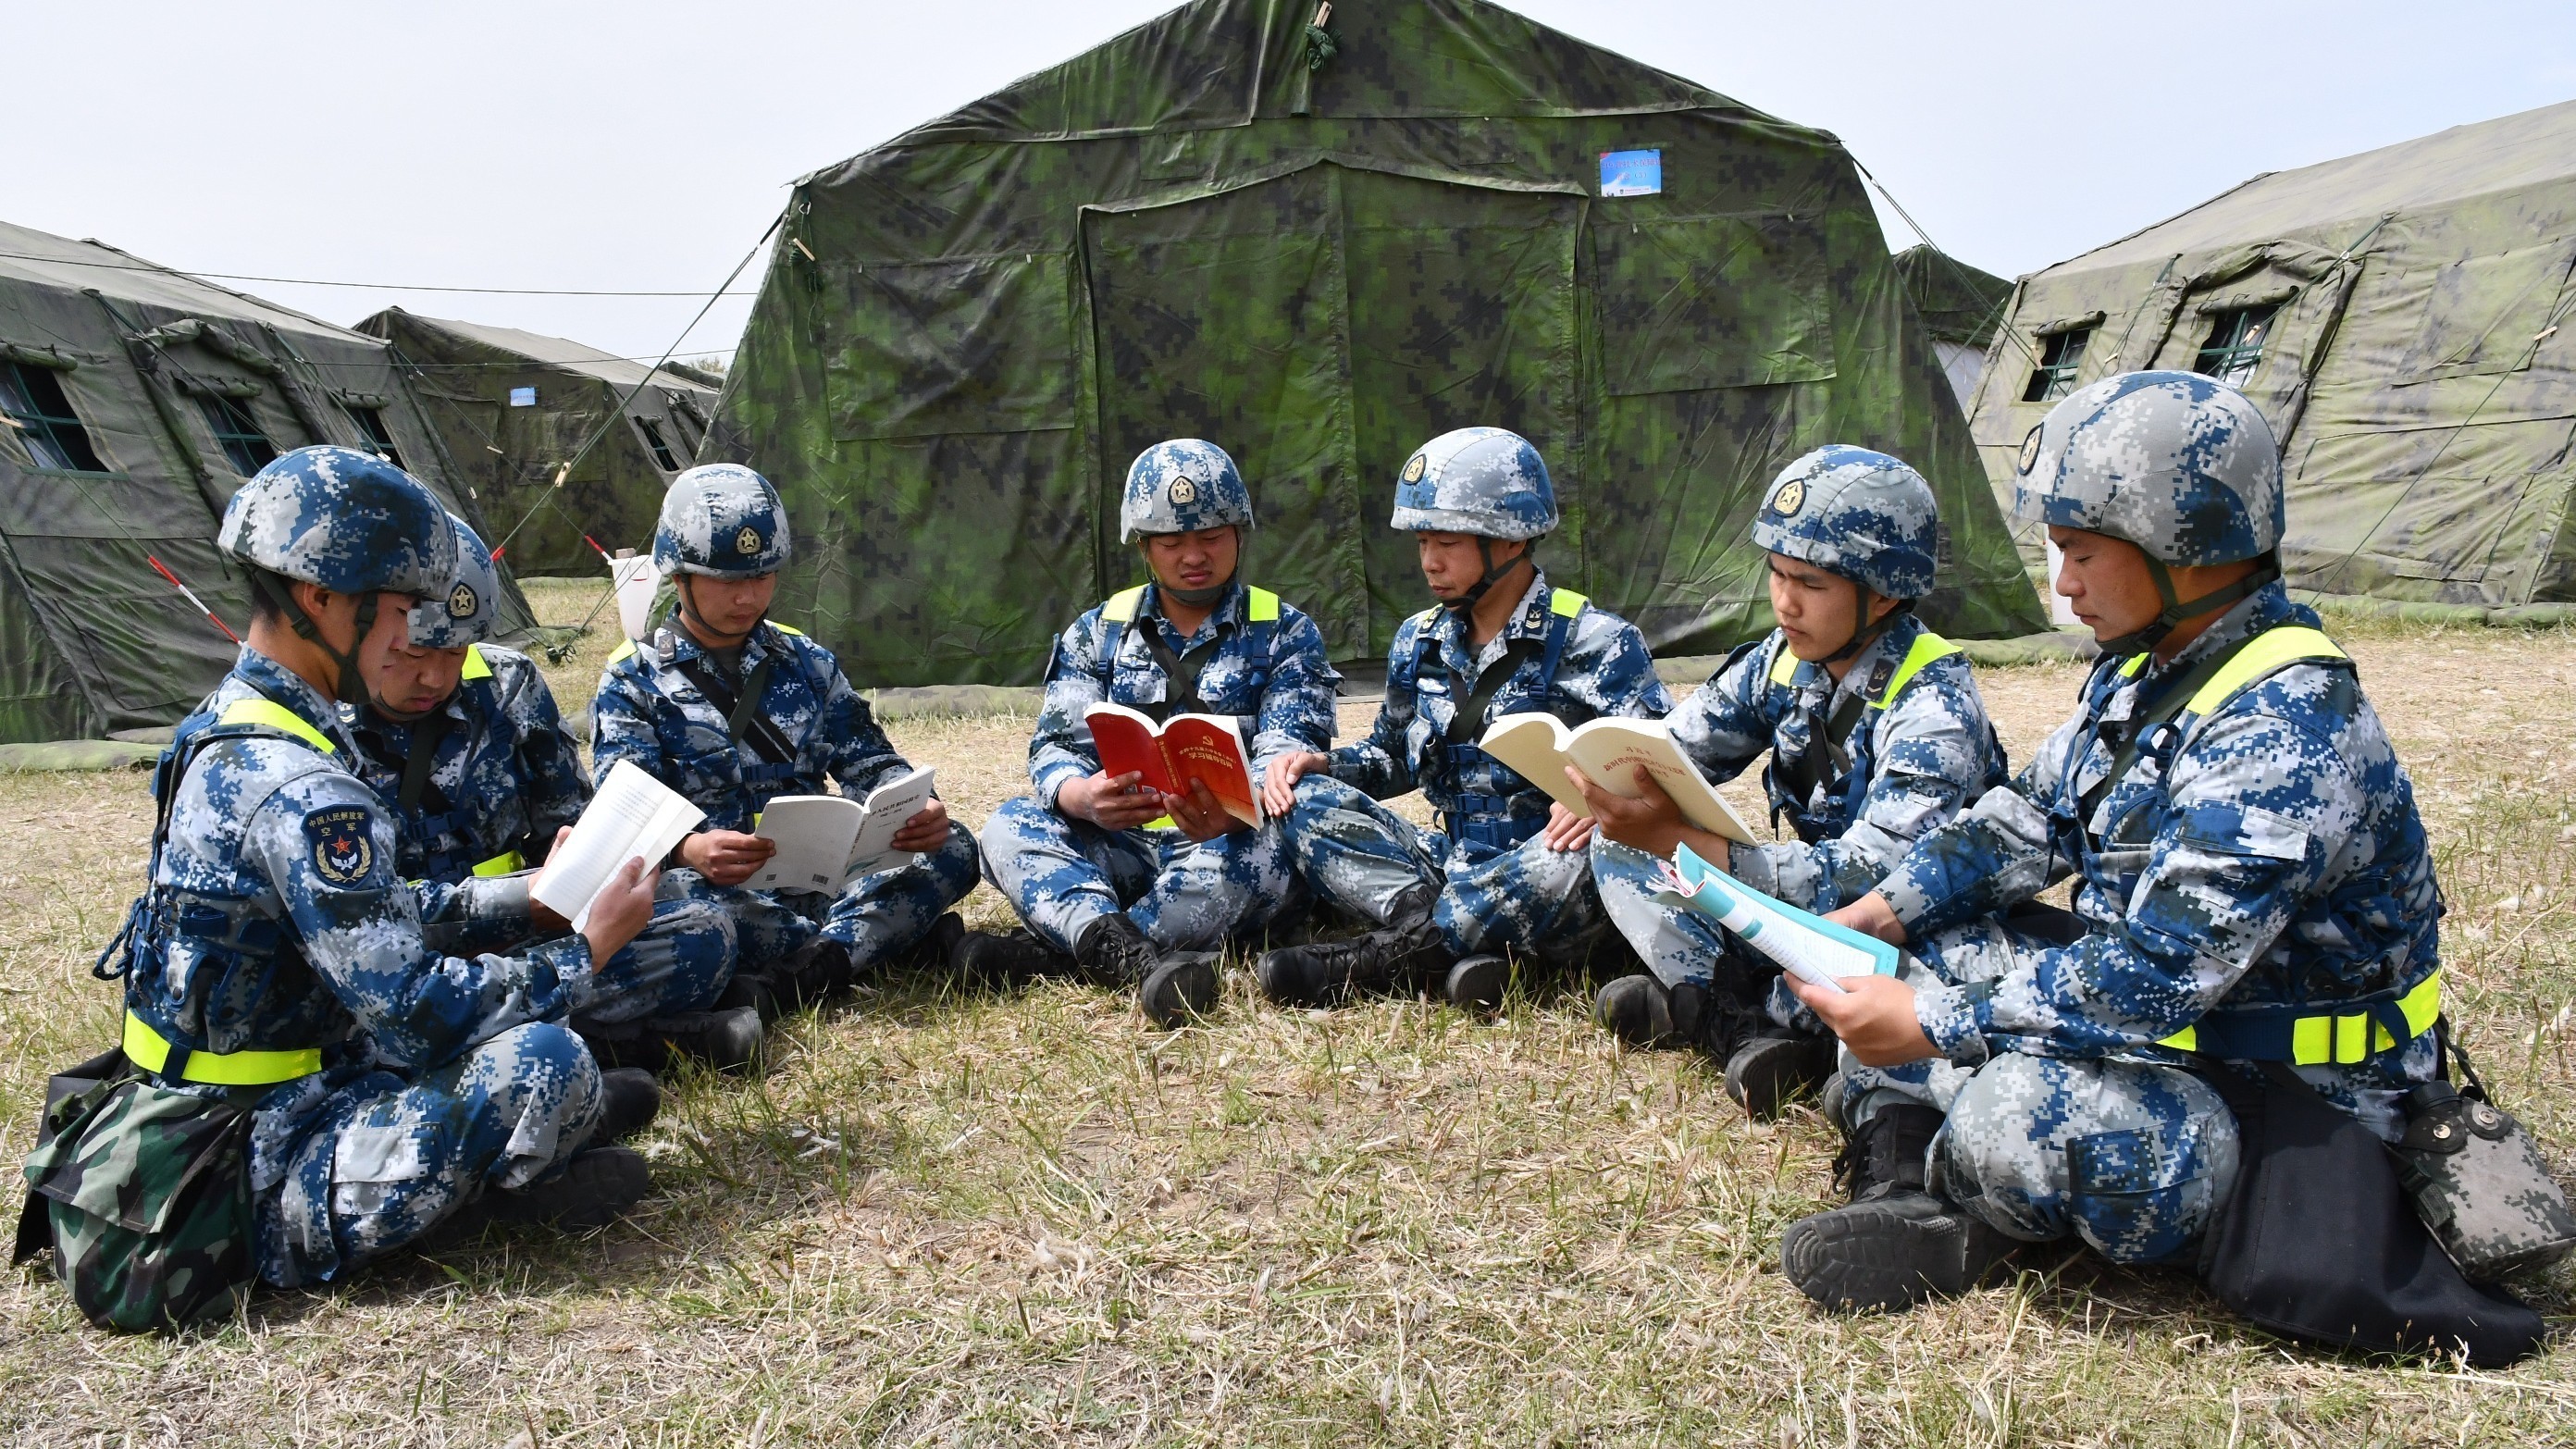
[15,1,2574,363]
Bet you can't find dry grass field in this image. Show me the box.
[1,577,2571,1446]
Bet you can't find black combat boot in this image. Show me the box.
[483,1146,651,1232]
[1724,1030,1839,1121]
[1443,955,1510,1012]
[954,926,1075,986]
[1591,973,1678,1046]
[907,911,965,973]
[654,1006,765,1073]
[1779,1103,2018,1312]
[1255,886,1446,1006]
[590,1068,663,1145]
[777,937,856,1010]
[719,970,780,1025]
[1076,912,1217,1029]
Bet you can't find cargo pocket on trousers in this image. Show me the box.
[331,1120,433,1220]
[2066,1124,2211,1265]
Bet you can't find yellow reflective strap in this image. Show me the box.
[2161,1025,2198,1052]
[217,699,335,756]
[1246,586,1280,623]
[123,1012,320,1086]
[1768,643,1801,687]
[771,623,807,637]
[1872,632,1963,709]
[461,643,492,681]
[1145,814,1177,830]
[2292,1016,2334,1065]
[2185,626,2346,717]
[2161,969,2441,1063]
[1103,585,1148,624]
[471,849,526,877]
[608,638,638,664]
[2119,654,2149,678]
[1549,588,1587,618]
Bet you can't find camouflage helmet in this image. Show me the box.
[1389,427,1558,541]
[1751,446,1940,601]
[407,514,502,650]
[654,464,791,578]
[2012,370,2283,567]
[1121,440,1254,542]
[218,446,456,600]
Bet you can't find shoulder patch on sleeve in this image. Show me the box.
[303,805,380,886]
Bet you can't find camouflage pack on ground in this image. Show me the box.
[21,1074,256,1333]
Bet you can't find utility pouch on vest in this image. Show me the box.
[2194,1058,2545,1366]
[18,1063,257,1333]
[2390,1038,2576,1282]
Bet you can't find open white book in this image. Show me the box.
[749,767,938,893]
[1653,842,1898,993]
[1478,713,1755,844]
[532,760,704,932]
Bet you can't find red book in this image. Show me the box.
[1083,703,1263,826]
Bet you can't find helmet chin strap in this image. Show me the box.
[254,571,380,707]
[1823,583,1909,664]
[2096,551,2281,656]
[1440,538,1528,613]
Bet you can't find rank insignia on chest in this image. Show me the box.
[304,806,377,886]
[734,525,762,556]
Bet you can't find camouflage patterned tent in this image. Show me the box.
[707,0,2046,685]
[354,309,720,576]
[0,219,532,745]
[1963,99,2576,607]
[1895,245,2012,413]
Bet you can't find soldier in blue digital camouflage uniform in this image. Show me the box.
[1257,427,1671,1011]
[1775,372,2446,1314]
[589,464,977,1009]
[28,448,665,1316]
[961,440,1340,1028]
[349,514,756,1071]
[1582,447,2006,1118]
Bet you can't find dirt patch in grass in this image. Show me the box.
[4,607,2572,1445]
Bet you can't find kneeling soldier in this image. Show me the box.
[1584,447,2004,1118]
[1779,374,2446,1314]
[351,514,754,1071]
[24,448,661,1331]
[964,440,1339,1028]
[1257,427,1670,1010]
[590,465,978,1009]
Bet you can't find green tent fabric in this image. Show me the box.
[353,309,719,576]
[706,0,2046,685]
[1895,244,2012,412]
[0,220,534,744]
[1963,99,2576,606]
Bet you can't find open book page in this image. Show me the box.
[1084,702,1179,797]
[749,795,863,893]
[1653,842,1897,992]
[533,760,704,933]
[1479,713,1755,844]
[844,766,937,877]
[1159,714,1259,826]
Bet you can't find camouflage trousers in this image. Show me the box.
[1843,917,2243,1265]
[671,827,980,976]
[1282,776,1618,964]
[978,796,1307,953]
[1588,840,1819,1034]
[423,874,737,1026]
[262,1021,602,1287]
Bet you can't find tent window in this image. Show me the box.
[0,362,109,473]
[198,394,278,475]
[633,415,682,472]
[2021,328,2090,402]
[349,406,404,469]
[2194,304,2278,387]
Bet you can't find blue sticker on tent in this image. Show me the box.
[1599,149,1662,198]
[509,387,537,407]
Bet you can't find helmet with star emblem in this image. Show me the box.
[1751,445,1940,601]
[1388,427,1558,541]
[406,514,503,649]
[653,464,792,578]
[217,445,457,604]
[1120,440,1254,542]
[2012,370,2282,567]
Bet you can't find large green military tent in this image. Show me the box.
[0,220,532,744]
[707,0,2046,684]
[1895,245,2012,413]
[1963,99,2576,609]
[354,309,721,576]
